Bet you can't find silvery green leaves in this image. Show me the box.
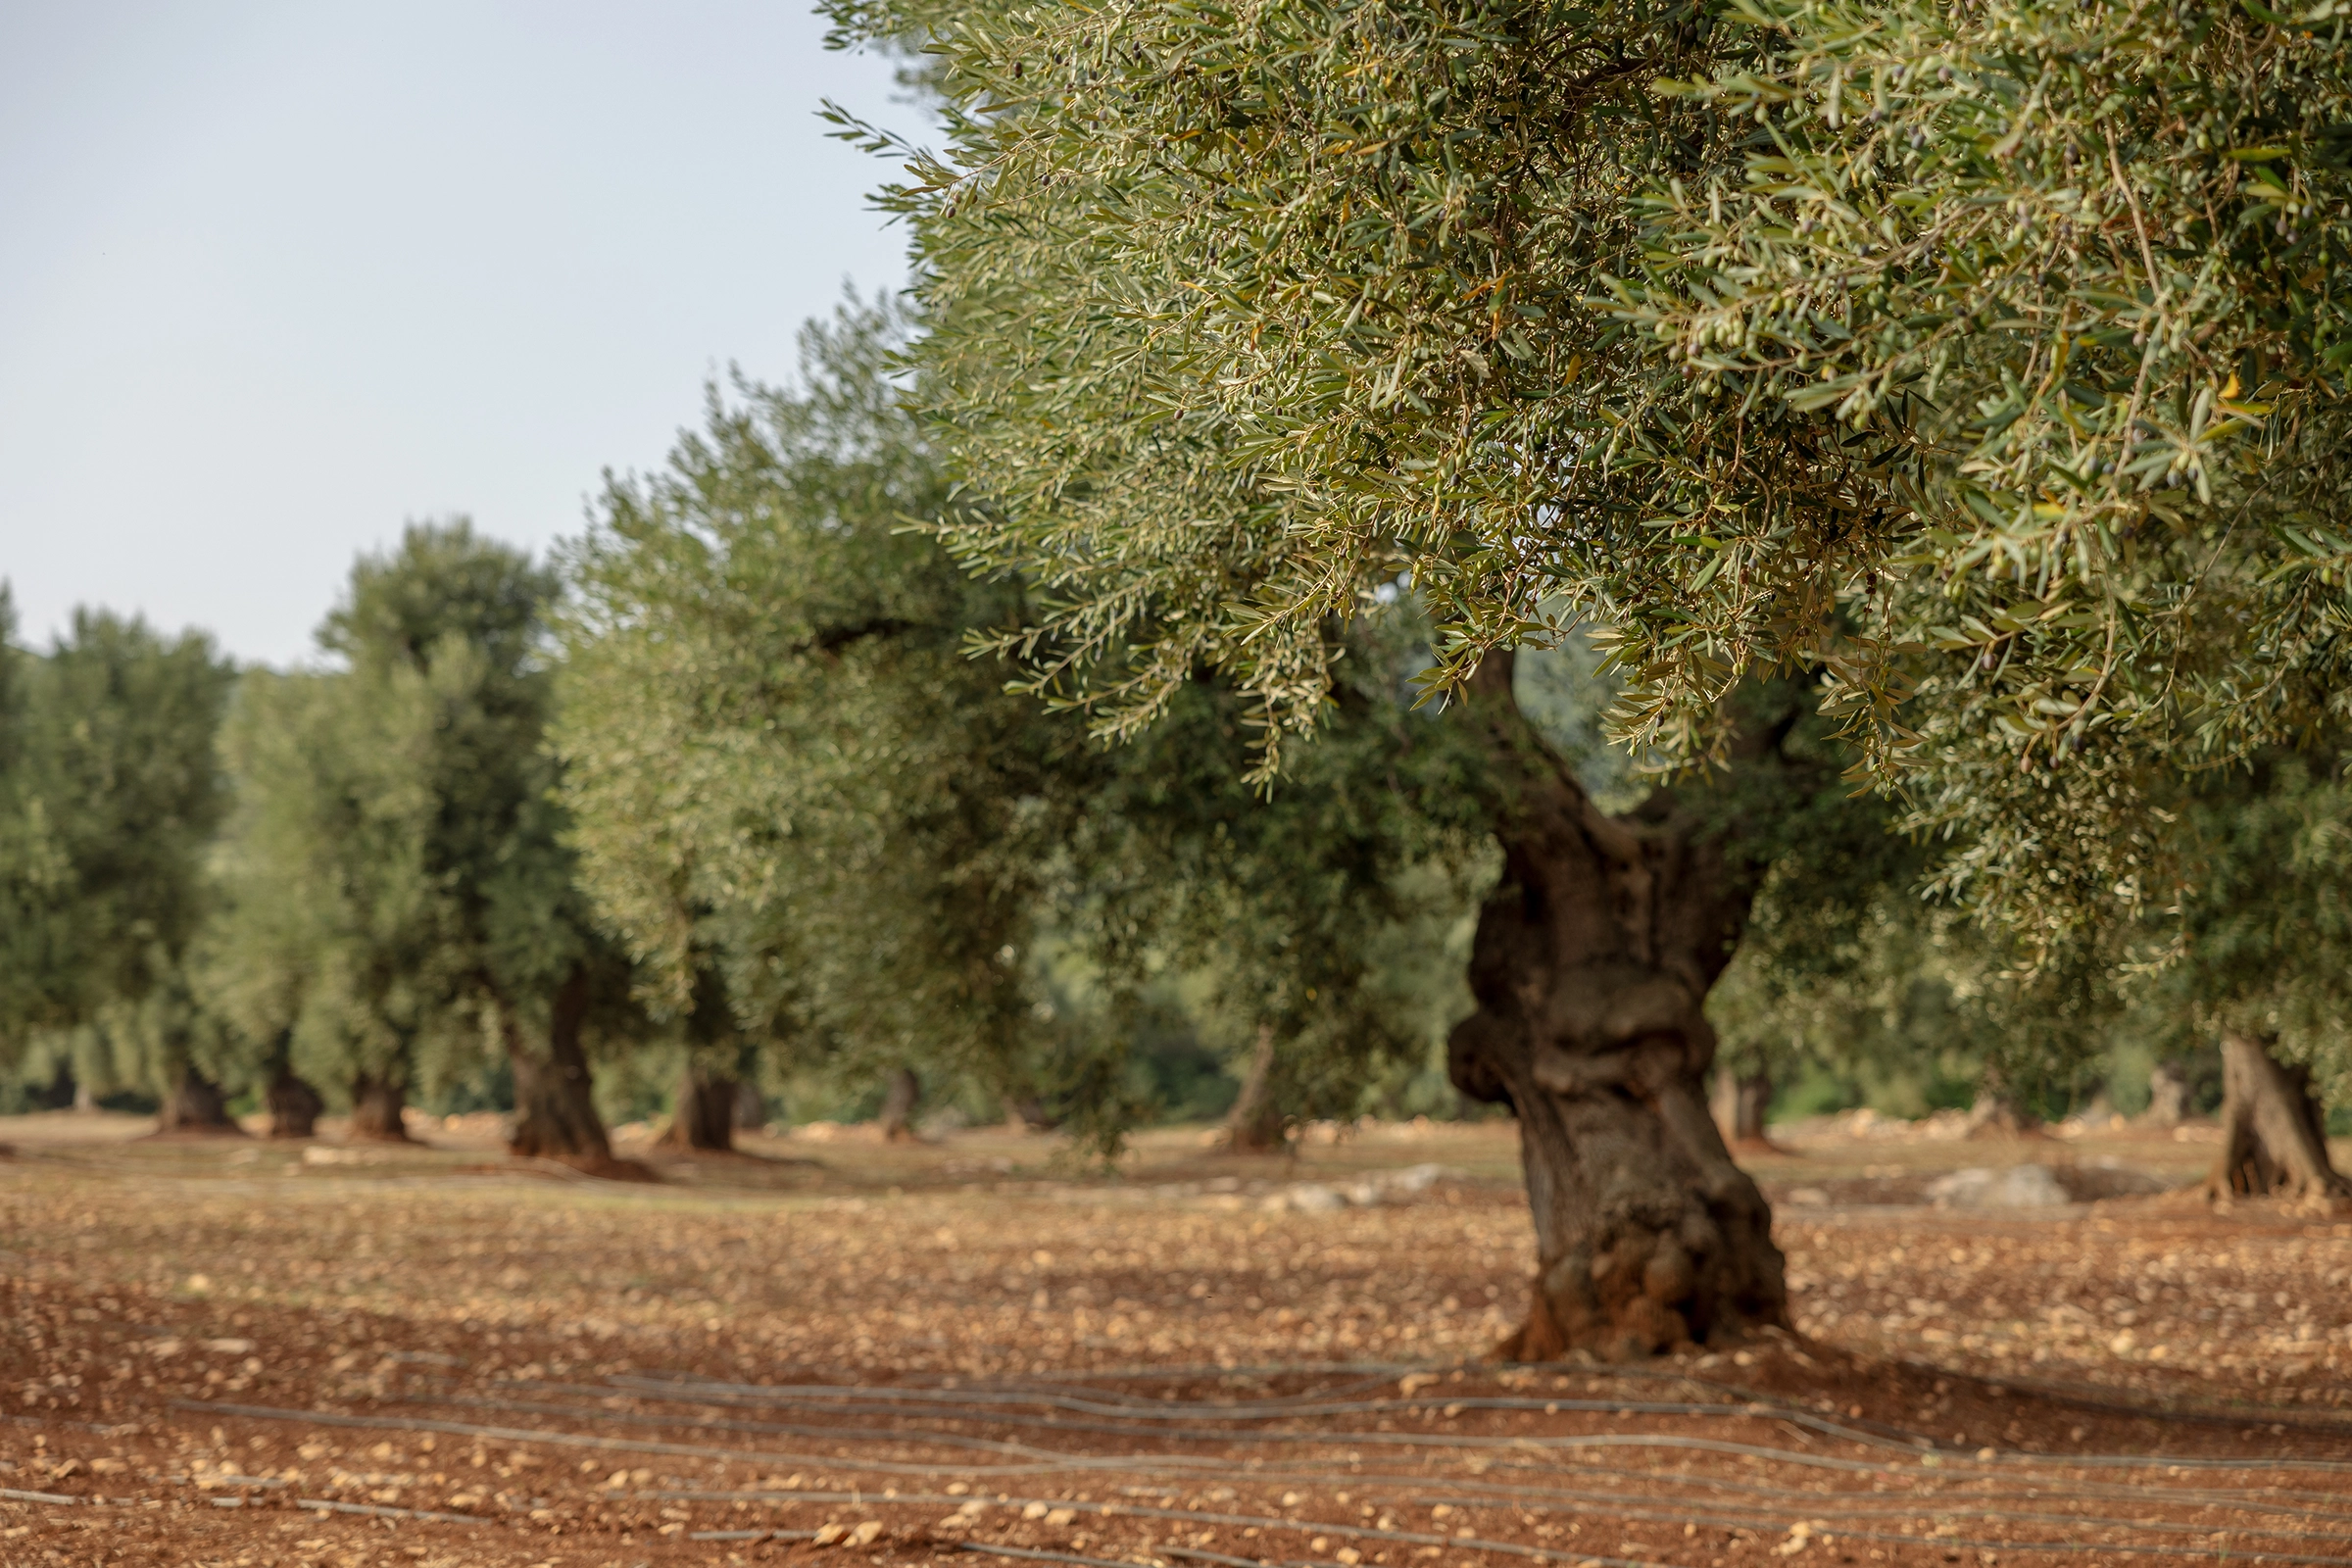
[851,0,2352,949]
[1617,0,2352,765]
[1602,0,2352,944]
[861,0,1736,775]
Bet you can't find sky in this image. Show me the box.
[0,2,913,667]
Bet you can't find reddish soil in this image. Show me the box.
[2,1116,2347,1568]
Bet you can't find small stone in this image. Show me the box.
[1926,1165,2068,1209]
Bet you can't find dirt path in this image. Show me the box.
[2,1120,2347,1567]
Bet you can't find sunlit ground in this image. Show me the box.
[3,1113,2346,1566]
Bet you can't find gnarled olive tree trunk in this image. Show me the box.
[502,964,613,1163]
[158,1065,244,1136]
[660,1061,739,1152]
[30,1063,76,1111]
[1711,1068,1774,1152]
[733,1078,767,1132]
[1003,1092,1055,1131]
[1220,1022,1287,1152]
[2205,1034,2350,1203]
[348,1072,414,1142]
[1964,1082,2043,1139]
[265,1067,323,1139]
[877,1065,922,1142]
[1446,654,1786,1360]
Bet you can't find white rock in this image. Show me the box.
[1385,1162,1450,1194]
[1926,1164,2069,1208]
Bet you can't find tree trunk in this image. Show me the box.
[1004,1093,1055,1131]
[30,1063,76,1111]
[2204,1034,2351,1203]
[157,1066,244,1136]
[1964,1086,2043,1139]
[348,1072,414,1142]
[877,1066,921,1142]
[659,1061,737,1152]
[72,1080,96,1113]
[503,964,615,1164]
[1446,653,1786,1360]
[1711,1067,1775,1152]
[1220,1022,1288,1152]
[265,1068,323,1140]
[732,1077,766,1132]
[2145,1060,2189,1127]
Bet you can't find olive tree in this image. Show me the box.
[824,0,1915,1351]
[2139,755,2352,1201]
[230,521,631,1164]
[824,0,2352,1332]
[558,300,1499,1155]
[842,0,2352,860]
[207,665,465,1140]
[3,609,235,1126]
[556,301,1084,1137]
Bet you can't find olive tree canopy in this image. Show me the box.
[834,0,2352,952]
[2,610,234,1123]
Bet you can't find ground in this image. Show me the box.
[2,1112,2349,1568]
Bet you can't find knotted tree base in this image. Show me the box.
[1476,1024,1788,1360]
[150,1069,246,1139]
[1220,1024,1289,1153]
[500,965,655,1182]
[348,1073,416,1143]
[659,1065,742,1153]
[1711,1069,1783,1156]
[1447,653,1793,1360]
[877,1067,923,1143]
[265,1070,323,1140]
[2205,1035,2350,1207]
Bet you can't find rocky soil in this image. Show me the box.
[1,1114,2346,1568]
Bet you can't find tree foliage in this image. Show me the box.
[557,299,1084,1108]
[207,522,606,1130]
[836,0,2352,957]
[208,666,466,1109]
[0,610,234,1096]
[557,300,1494,1150]
[2132,749,2352,1107]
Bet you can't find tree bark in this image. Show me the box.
[2204,1034,2351,1203]
[1711,1067,1775,1152]
[2145,1060,2190,1127]
[503,964,615,1164]
[265,1068,323,1140]
[877,1066,922,1142]
[347,1072,414,1142]
[157,1066,244,1136]
[733,1077,767,1132]
[30,1063,76,1111]
[1964,1086,2043,1139]
[1446,653,1786,1360]
[1220,1022,1288,1152]
[659,1061,738,1152]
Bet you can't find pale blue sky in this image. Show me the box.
[1,3,911,666]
